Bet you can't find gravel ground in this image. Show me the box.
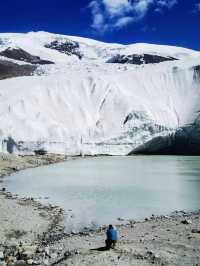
[42,211,200,266]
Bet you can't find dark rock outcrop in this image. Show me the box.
[129,65,200,155]
[0,47,54,65]
[34,149,47,156]
[129,121,200,155]
[107,54,177,65]
[45,40,82,59]
[2,137,18,154]
[0,59,36,80]
[193,65,200,81]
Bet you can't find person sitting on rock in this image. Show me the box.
[106,224,118,249]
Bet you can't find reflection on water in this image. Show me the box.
[3,156,200,231]
[177,157,200,208]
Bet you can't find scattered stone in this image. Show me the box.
[181,219,192,225]
[5,256,16,264]
[44,247,50,256]
[117,217,126,222]
[191,229,200,234]
[163,215,170,219]
[146,250,154,256]
[27,259,33,265]
[15,260,26,266]
[6,230,27,239]
[39,212,48,218]
[6,262,15,266]
[0,252,4,260]
[50,253,57,259]
[43,259,49,265]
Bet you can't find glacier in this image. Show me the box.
[0,31,200,155]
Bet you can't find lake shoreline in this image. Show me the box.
[0,153,69,246]
[0,153,200,265]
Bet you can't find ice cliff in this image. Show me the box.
[0,31,199,155]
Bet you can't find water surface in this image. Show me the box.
[4,156,200,231]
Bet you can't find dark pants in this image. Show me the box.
[105,239,117,249]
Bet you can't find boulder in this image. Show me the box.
[0,251,4,260]
[26,259,33,265]
[191,229,200,234]
[181,219,192,225]
[15,261,26,266]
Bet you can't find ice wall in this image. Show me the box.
[0,63,199,155]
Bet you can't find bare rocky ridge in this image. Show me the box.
[0,59,36,80]
[107,53,177,64]
[44,40,82,59]
[0,48,54,65]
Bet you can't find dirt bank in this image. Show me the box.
[0,153,68,178]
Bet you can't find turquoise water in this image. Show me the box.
[4,156,200,231]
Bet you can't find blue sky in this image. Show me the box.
[0,0,200,50]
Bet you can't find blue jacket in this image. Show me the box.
[107,228,118,241]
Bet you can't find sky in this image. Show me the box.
[0,0,200,50]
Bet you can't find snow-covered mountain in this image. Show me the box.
[0,31,200,155]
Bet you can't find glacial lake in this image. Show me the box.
[4,156,200,231]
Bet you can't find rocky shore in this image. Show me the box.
[47,210,200,266]
[0,154,200,266]
[0,153,67,265]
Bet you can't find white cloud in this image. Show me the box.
[88,0,179,33]
[132,0,154,19]
[88,1,108,32]
[157,0,177,9]
[102,0,133,16]
[155,0,177,13]
[114,16,135,29]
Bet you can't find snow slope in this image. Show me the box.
[0,31,200,155]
